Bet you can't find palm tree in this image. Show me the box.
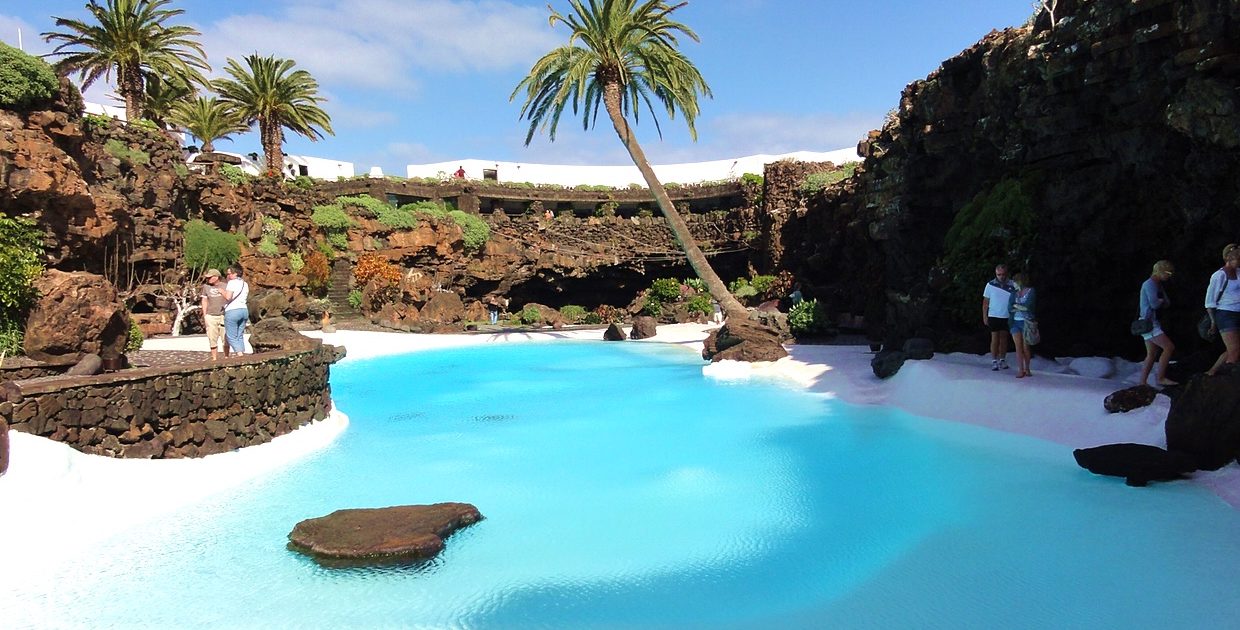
[140,71,193,129]
[167,96,248,153]
[213,54,334,176]
[42,0,209,121]
[512,0,746,320]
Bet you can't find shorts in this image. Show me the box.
[988,316,1009,333]
[1010,321,1025,337]
[205,313,225,348]
[1141,327,1165,342]
[1217,309,1240,333]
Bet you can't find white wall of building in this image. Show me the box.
[188,151,355,180]
[405,148,861,187]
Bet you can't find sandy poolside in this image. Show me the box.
[2,322,1237,582]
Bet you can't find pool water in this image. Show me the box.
[7,341,1240,628]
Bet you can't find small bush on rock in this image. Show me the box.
[126,319,144,352]
[347,289,363,310]
[789,298,828,335]
[0,42,58,110]
[183,219,240,275]
[377,205,417,229]
[220,164,250,186]
[104,139,150,166]
[288,252,304,274]
[448,210,490,254]
[559,305,587,323]
[520,305,542,325]
[649,278,682,303]
[687,294,712,316]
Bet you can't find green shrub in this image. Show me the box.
[641,299,662,317]
[257,237,279,257]
[290,175,315,190]
[728,277,759,299]
[220,164,250,186]
[104,139,151,166]
[376,205,417,229]
[595,200,619,217]
[637,206,654,218]
[0,216,44,315]
[448,210,490,254]
[582,311,603,325]
[403,200,448,220]
[82,113,111,132]
[559,305,587,323]
[740,172,763,187]
[183,219,240,274]
[649,278,682,303]
[799,164,856,195]
[311,202,355,251]
[683,277,706,293]
[126,319,144,352]
[262,216,283,236]
[288,252,304,274]
[326,231,348,250]
[519,304,542,325]
[750,274,777,296]
[174,163,190,178]
[0,317,23,357]
[337,195,390,218]
[0,42,58,110]
[789,298,828,335]
[687,294,713,316]
[941,177,1037,323]
[347,289,363,310]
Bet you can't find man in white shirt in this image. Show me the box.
[982,264,1016,370]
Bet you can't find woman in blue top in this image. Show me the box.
[1009,272,1036,378]
[1138,260,1176,387]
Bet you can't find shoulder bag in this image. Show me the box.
[1198,274,1230,341]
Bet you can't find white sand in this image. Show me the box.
[2,323,1236,580]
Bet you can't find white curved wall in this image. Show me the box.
[405,148,861,187]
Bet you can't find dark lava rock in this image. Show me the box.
[23,270,129,365]
[1103,385,1158,413]
[249,317,321,353]
[1073,443,1197,487]
[630,315,657,340]
[871,350,906,379]
[702,319,788,363]
[65,353,103,376]
[1,417,9,476]
[902,337,934,360]
[288,503,483,567]
[1165,367,1240,470]
[603,323,627,341]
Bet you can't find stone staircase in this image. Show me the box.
[326,258,361,320]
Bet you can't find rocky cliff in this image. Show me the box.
[777,0,1240,357]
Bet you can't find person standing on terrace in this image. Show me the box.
[222,267,250,355]
[454,165,466,179]
[982,264,1016,370]
[199,269,229,361]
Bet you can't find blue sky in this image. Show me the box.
[1,1,1036,174]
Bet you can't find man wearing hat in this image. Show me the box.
[200,269,229,361]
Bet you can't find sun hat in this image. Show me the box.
[204,268,221,278]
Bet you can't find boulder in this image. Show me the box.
[522,302,565,328]
[65,353,103,376]
[603,323,627,341]
[1,417,9,476]
[902,338,934,360]
[702,319,788,363]
[250,289,291,320]
[23,270,129,365]
[288,503,483,566]
[1165,368,1240,470]
[248,317,320,353]
[1103,385,1158,413]
[420,291,465,324]
[630,315,658,340]
[1067,357,1115,379]
[1072,443,1196,487]
[871,350,906,379]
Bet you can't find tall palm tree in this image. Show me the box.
[42,0,209,121]
[512,0,746,320]
[140,71,193,129]
[167,96,248,153]
[213,54,334,176]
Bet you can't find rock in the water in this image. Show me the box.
[701,319,788,363]
[0,417,9,476]
[23,270,129,365]
[630,315,657,340]
[1103,385,1158,413]
[1165,368,1240,470]
[248,317,321,353]
[871,350,906,379]
[65,353,103,376]
[1067,357,1115,379]
[902,337,934,360]
[288,503,483,566]
[603,323,627,341]
[1073,443,1196,487]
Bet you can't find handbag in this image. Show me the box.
[1130,318,1154,336]
[1023,319,1041,346]
[1198,274,1231,341]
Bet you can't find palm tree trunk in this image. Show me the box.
[120,63,144,121]
[602,82,747,321]
[260,119,282,176]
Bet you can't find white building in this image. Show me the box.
[406,149,861,187]
[187,150,355,180]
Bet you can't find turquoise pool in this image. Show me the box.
[6,341,1240,628]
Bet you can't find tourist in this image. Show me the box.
[454,165,466,179]
[788,283,804,307]
[199,269,229,361]
[982,263,1016,370]
[1205,244,1240,376]
[1009,272,1037,378]
[711,299,723,324]
[222,266,250,355]
[1137,260,1177,387]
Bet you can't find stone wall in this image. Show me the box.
[0,362,67,384]
[0,344,342,459]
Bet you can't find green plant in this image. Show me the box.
[0,316,23,357]
[256,237,279,256]
[336,195,391,218]
[559,304,587,323]
[788,298,827,335]
[132,117,159,131]
[376,205,417,229]
[82,113,112,132]
[125,318,144,352]
[582,311,603,325]
[262,216,283,236]
[448,210,491,254]
[0,42,59,109]
[687,294,712,316]
[641,299,662,317]
[311,202,355,251]
[290,175,315,190]
[649,278,682,303]
[941,177,1037,323]
[315,239,336,260]
[182,219,240,275]
[0,216,45,314]
[104,139,151,166]
[728,277,758,299]
[347,289,363,310]
[404,200,449,220]
[288,252,304,274]
[220,164,250,186]
[595,200,619,217]
[683,277,706,293]
[519,304,542,325]
[740,172,763,187]
[750,274,777,296]
[326,231,348,250]
[173,163,189,178]
[636,206,654,218]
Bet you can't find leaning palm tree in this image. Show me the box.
[213,54,334,176]
[42,0,209,121]
[512,0,746,320]
[167,96,248,153]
